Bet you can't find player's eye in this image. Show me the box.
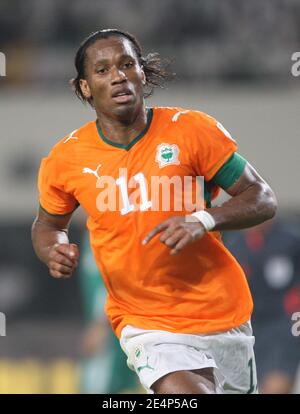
[96,67,108,74]
[123,61,134,69]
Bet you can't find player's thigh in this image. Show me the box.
[152,368,216,394]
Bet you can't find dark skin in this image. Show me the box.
[32,208,79,279]
[32,35,278,394]
[79,36,147,146]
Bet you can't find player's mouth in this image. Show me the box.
[111,89,133,104]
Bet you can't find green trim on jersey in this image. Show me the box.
[96,108,153,151]
[204,185,212,209]
[204,153,246,208]
[211,153,247,190]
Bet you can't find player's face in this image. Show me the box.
[80,36,146,119]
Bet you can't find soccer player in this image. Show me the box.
[32,29,277,394]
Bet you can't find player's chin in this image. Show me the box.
[113,102,135,116]
[112,97,138,114]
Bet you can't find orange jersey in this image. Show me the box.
[38,107,253,337]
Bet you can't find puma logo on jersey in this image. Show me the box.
[64,130,78,143]
[82,164,102,180]
[172,110,189,122]
[156,143,180,168]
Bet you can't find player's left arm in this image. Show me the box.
[143,158,277,255]
[208,160,277,231]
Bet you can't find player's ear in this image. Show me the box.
[79,79,92,99]
[141,67,146,86]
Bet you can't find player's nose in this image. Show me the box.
[110,66,127,85]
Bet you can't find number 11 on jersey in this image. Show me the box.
[116,172,152,215]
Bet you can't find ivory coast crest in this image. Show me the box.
[155,143,180,168]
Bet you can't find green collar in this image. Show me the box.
[96,108,153,151]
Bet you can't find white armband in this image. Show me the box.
[191,210,216,232]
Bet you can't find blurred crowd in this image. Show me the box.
[1,0,300,84]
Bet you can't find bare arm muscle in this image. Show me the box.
[208,162,277,231]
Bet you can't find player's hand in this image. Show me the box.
[142,216,207,255]
[47,243,80,278]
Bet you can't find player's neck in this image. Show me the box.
[97,106,149,146]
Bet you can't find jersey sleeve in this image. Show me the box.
[191,113,239,181]
[38,154,78,215]
[210,152,247,189]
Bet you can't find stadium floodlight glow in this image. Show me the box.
[0,52,6,77]
[0,312,6,336]
[291,52,300,77]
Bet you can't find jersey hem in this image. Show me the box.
[114,312,253,339]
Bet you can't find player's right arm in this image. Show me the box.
[33,141,81,278]
[31,206,79,278]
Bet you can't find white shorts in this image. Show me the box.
[120,321,258,394]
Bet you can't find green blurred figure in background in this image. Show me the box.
[78,234,140,394]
